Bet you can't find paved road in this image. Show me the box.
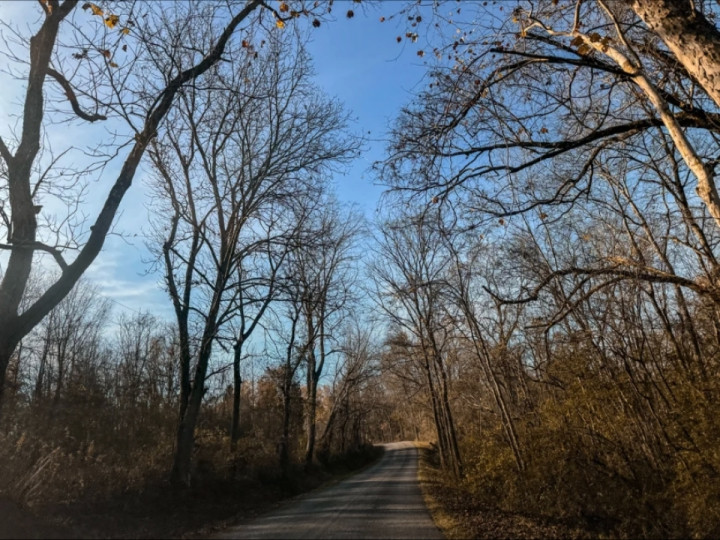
[214,441,442,539]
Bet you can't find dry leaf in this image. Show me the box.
[84,2,103,16]
[105,14,119,29]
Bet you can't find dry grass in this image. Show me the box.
[415,443,591,540]
[415,441,467,539]
[0,441,383,539]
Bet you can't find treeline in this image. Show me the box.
[372,211,720,537]
[0,276,390,507]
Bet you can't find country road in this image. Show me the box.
[213,441,443,539]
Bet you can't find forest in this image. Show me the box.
[2,1,720,538]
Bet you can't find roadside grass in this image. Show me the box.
[1,445,383,540]
[415,442,590,540]
[415,441,471,540]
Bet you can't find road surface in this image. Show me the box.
[213,441,442,539]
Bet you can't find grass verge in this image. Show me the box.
[415,441,471,540]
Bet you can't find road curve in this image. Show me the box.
[213,441,442,540]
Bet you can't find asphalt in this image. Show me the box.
[213,441,443,539]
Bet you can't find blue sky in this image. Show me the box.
[305,4,429,216]
[0,2,433,320]
[99,4,433,319]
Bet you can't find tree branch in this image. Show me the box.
[46,68,107,122]
[0,136,11,166]
[0,241,68,270]
[16,0,264,339]
[486,264,715,305]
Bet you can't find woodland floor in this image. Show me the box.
[416,444,594,540]
[0,447,383,539]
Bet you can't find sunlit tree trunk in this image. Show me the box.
[630,0,720,109]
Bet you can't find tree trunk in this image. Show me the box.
[435,353,463,478]
[280,380,292,477]
[54,340,67,404]
[421,349,448,471]
[170,320,216,485]
[171,386,203,486]
[34,328,51,402]
[304,311,318,469]
[0,342,12,423]
[304,369,318,469]
[230,342,243,451]
[630,0,720,110]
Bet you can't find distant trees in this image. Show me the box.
[318,323,380,459]
[0,272,185,506]
[31,279,110,408]
[291,201,363,468]
[372,214,463,478]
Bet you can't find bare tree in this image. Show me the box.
[0,0,295,417]
[381,0,720,310]
[319,322,379,458]
[288,199,363,468]
[371,212,463,478]
[264,274,307,476]
[147,32,358,484]
[226,210,297,451]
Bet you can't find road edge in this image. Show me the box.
[194,445,386,539]
[414,441,466,540]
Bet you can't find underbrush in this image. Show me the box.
[453,368,720,539]
[0,423,382,539]
[417,444,587,540]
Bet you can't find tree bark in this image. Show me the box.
[171,338,213,486]
[304,355,319,469]
[280,378,292,477]
[629,0,720,110]
[0,338,14,421]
